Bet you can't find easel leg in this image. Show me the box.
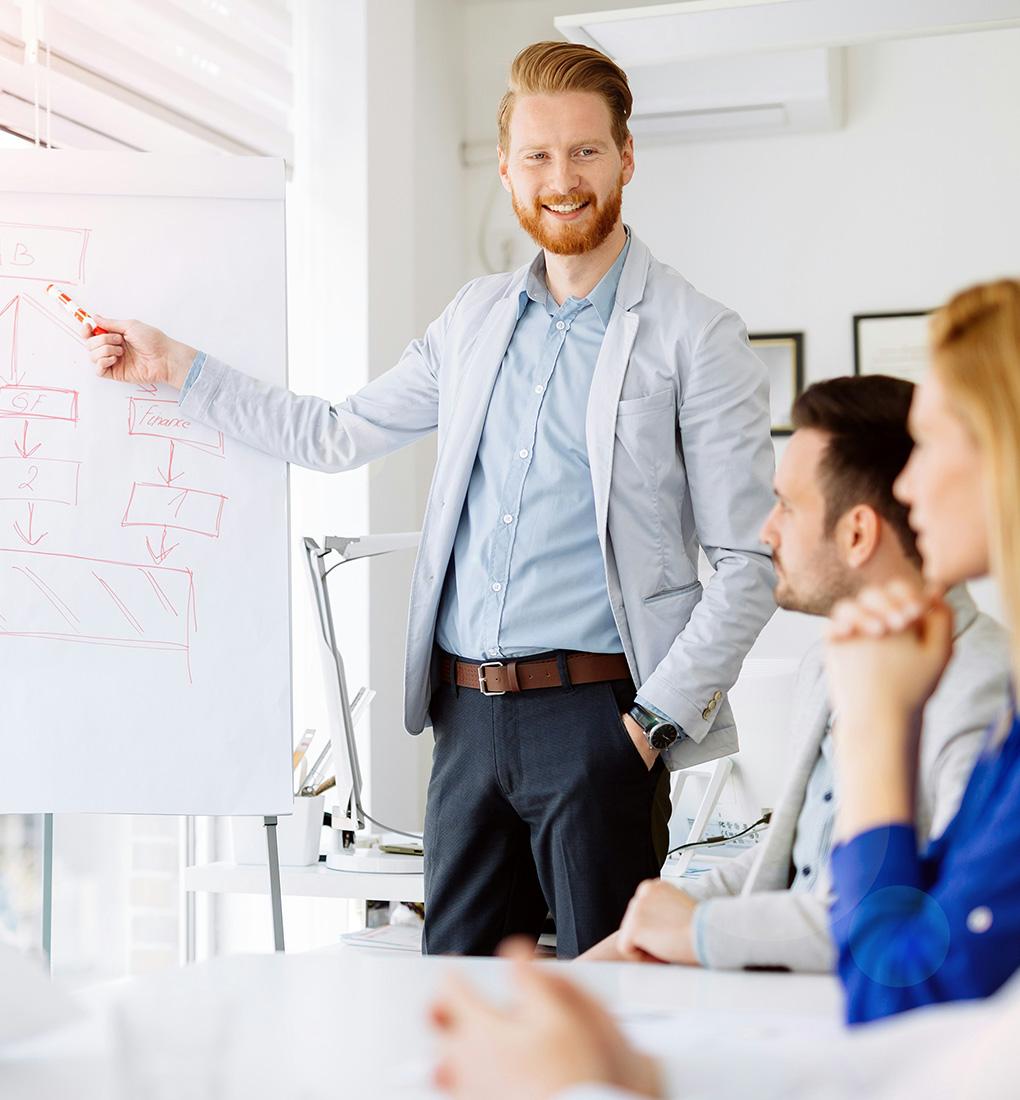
[263,816,285,953]
[181,815,197,964]
[41,812,54,971]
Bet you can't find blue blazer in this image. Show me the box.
[830,705,1020,1024]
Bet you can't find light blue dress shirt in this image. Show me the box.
[433,238,630,662]
[181,248,630,664]
[180,350,207,399]
[789,719,835,892]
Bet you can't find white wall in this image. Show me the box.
[365,0,465,831]
[462,5,1020,656]
[286,0,465,837]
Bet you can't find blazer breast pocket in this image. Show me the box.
[616,388,675,418]
[614,388,677,475]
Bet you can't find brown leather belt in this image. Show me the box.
[440,651,631,696]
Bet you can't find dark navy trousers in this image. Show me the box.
[423,650,672,958]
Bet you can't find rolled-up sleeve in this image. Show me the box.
[829,805,1020,1024]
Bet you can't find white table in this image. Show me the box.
[182,861,425,902]
[180,860,425,960]
[0,944,843,1100]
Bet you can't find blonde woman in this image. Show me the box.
[826,278,1020,1023]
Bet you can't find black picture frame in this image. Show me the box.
[853,310,932,382]
[749,331,804,437]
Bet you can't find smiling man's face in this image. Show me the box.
[498,90,633,256]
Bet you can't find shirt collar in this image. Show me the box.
[518,228,631,325]
[587,232,630,325]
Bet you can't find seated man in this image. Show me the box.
[582,375,1010,971]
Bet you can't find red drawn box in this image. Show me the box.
[0,386,78,422]
[0,222,89,286]
[121,482,227,538]
[128,398,224,453]
[0,457,80,504]
[0,546,192,652]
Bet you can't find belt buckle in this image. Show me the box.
[477,661,506,696]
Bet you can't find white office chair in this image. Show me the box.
[303,532,424,874]
[665,658,800,876]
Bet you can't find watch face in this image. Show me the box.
[650,724,678,750]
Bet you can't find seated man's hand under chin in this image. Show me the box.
[430,939,664,1100]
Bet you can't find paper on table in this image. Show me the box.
[340,924,424,952]
[616,1004,841,1053]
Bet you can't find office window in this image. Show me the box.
[0,0,292,156]
[0,815,41,953]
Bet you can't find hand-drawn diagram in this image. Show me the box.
[0,221,90,286]
[0,221,228,682]
[2,544,195,661]
[0,291,81,547]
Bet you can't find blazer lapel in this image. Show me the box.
[414,292,521,602]
[585,235,651,550]
[435,294,520,501]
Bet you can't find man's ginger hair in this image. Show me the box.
[497,40,633,152]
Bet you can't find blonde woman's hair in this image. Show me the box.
[497,41,633,152]
[930,279,1020,684]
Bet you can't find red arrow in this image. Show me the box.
[157,441,185,486]
[13,421,41,459]
[13,502,47,546]
[3,297,25,384]
[145,526,179,564]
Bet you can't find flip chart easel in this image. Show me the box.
[0,151,292,960]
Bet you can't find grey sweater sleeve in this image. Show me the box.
[692,888,835,972]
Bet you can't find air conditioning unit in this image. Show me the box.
[556,0,1020,144]
[625,46,844,142]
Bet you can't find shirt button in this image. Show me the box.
[555,320,565,331]
[534,384,544,394]
[967,906,993,934]
[491,582,502,593]
[802,866,811,877]
[502,514,513,525]
[823,791,833,802]
[518,448,529,459]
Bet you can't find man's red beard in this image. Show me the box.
[511,173,624,255]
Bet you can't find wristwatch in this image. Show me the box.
[627,703,680,751]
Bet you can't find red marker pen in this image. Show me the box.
[45,283,109,335]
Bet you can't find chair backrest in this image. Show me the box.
[665,657,801,868]
[723,657,801,822]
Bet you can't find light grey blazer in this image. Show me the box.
[179,232,777,766]
[682,585,1012,971]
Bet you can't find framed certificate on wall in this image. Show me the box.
[854,311,933,384]
[749,331,804,436]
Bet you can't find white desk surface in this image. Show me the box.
[0,945,843,1100]
[183,860,426,902]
